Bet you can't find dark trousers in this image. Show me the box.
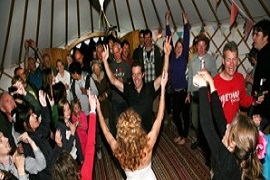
[172,89,190,138]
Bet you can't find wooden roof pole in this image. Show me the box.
[113,0,120,32]
[206,0,223,56]
[76,0,81,37]
[191,0,206,26]
[65,0,68,45]
[35,0,42,46]
[258,0,270,17]
[151,0,162,30]
[126,0,135,31]
[138,0,149,29]
[50,0,54,48]
[239,0,254,21]
[165,0,177,31]
[89,0,94,32]
[18,0,29,65]
[1,0,15,71]
[177,0,192,30]
[207,0,221,26]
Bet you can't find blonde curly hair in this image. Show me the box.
[114,108,149,171]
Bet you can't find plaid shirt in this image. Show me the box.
[143,46,156,83]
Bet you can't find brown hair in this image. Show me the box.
[114,109,149,171]
[52,152,80,180]
[227,113,262,179]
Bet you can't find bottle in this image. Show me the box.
[201,59,205,70]
[257,78,264,99]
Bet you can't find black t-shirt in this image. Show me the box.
[124,82,155,132]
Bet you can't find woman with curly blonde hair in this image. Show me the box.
[97,71,168,179]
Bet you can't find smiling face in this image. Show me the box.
[0,92,16,119]
[113,43,122,62]
[144,33,152,48]
[0,132,11,156]
[131,66,144,91]
[56,61,65,74]
[96,45,103,61]
[63,103,71,121]
[122,43,130,59]
[175,41,183,57]
[222,50,238,80]
[29,112,41,130]
[93,63,101,77]
[196,40,207,57]
[72,102,81,116]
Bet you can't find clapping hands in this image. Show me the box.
[193,73,207,88]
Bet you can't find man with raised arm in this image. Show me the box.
[102,36,171,133]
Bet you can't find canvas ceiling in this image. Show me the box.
[0,0,269,86]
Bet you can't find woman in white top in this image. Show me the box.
[56,59,71,102]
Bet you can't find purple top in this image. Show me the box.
[167,24,190,90]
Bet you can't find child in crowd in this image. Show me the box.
[57,99,84,164]
[52,93,97,180]
[71,99,88,156]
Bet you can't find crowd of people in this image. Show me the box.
[0,10,270,180]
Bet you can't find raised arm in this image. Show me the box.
[148,71,168,149]
[102,45,124,92]
[81,93,97,180]
[96,95,117,152]
[154,36,171,91]
[165,11,173,47]
[182,12,190,60]
[29,39,44,69]
[19,132,46,174]
[197,70,226,136]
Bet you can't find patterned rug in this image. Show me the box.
[93,123,210,180]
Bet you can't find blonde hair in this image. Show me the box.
[114,109,149,171]
[227,113,262,179]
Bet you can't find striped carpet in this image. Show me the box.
[93,123,211,180]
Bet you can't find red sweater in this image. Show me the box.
[81,113,96,180]
[214,72,253,123]
[72,111,88,156]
